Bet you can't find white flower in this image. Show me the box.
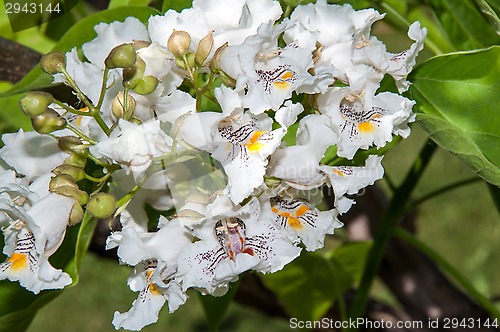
[318,86,415,159]
[269,114,337,189]
[352,21,427,92]
[267,196,342,251]
[90,119,172,180]
[177,197,300,296]
[0,188,74,294]
[148,0,282,58]
[319,155,384,213]
[213,112,285,204]
[0,130,68,182]
[109,217,192,330]
[112,259,186,331]
[221,21,333,114]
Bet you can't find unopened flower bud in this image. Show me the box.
[69,203,84,226]
[31,108,67,134]
[132,40,150,51]
[167,30,191,58]
[64,154,87,168]
[112,91,136,119]
[58,136,88,156]
[220,71,236,88]
[87,193,116,219]
[52,164,86,182]
[105,43,137,69]
[19,91,54,117]
[123,58,146,89]
[53,186,89,205]
[132,76,159,95]
[49,174,78,192]
[195,31,214,65]
[210,42,228,73]
[40,51,66,74]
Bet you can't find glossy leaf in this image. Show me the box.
[426,0,500,50]
[330,241,373,290]
[108,0,152,8]
[410,46,500,186]
[260,252,338,321]
[162,0,192,13]
[1,6,160,97]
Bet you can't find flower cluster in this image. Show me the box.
[0,0,426,330]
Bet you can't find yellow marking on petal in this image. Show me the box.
[149,283,161,295]
[358,121,374,133]
[271,207,279,214]
[295,205,310,217]
[281,71,294,80]
[76,115,83,126]
[273,81,291,90]
[244,131,266,152]
[333,170,344,176]
[7,253,28,271]
[287,217,303,230]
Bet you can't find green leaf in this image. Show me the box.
[108,0,152,8]
[162,0,192,13]
[0,214,97,332]
[198,282,239,332]
[410,46,500,186]
[426,0,500,50]
[260,252,338,321]
[1,5,160,97]
[329,241,373,291]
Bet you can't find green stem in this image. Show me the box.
[65,124,96,144]
[53,99,89,116]
[394,228,500,319]
[348,141,437,327]
[96,67,110,110]
[406,177,481,212]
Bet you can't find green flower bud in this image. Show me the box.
[195,30,214,66]
[49,174,78,192]
[105,43,137,69]
[40,51,66,75]
[210,42,228,73]
[64,154,87,168]
[185,52,196,69]
[58,136,88,157]
[123,58,146,89]
[167,30,191,58]
[69,203,84,226]
[87,193,116,219]
[31,108,67,134]
[53,186,89,206]
[132,76,159,95]
[52,164,86,182]
[112,91,136,119]
[19,91,54,117]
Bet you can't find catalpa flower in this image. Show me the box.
[90,119,172,180]
[177,197,300,296]
[221,21,333,115]
[318,86,415,159]
[108,217,192,330]
[269,114,337,190]
[267,196,343,251]
[319,155,384,213]
[0,190,75,294]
